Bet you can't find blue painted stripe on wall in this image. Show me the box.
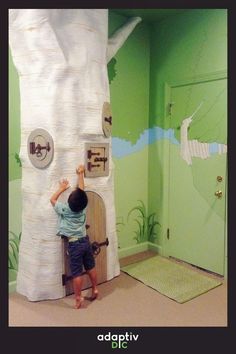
[112,127,179,158]
[148,127,179,145]
[112,126,227,159]
[209,142,219,154]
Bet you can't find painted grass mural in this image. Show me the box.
[127,200,160,243]
[14,152,22,167]
[108,57,117,84]
[9,231,21,282]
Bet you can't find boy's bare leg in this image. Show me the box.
[73,275,84,309]
[87,267,99,300]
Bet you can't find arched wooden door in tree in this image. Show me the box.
[62,191,108,296]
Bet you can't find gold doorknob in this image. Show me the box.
[215,190,223,198]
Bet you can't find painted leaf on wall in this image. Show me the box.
[9,231,21,274]
[127,200,160,243]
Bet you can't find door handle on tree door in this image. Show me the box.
[91,238,109,256]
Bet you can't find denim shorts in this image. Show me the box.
[68,236,95,277]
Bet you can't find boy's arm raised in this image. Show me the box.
[76,165,85,190]
[50,179,70,206]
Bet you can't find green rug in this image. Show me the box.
[121,255,222,303]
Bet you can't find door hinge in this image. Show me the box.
[62,272,87,286]
[62,274,73,286]
[167,228,170,240]
[168,102,175,115]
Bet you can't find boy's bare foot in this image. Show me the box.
[75,296,84,309]
[90,288,98,301]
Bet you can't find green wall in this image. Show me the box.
[9,50,22,287]
[108,11,151,252]
[148,9,227,259]
[149,9,227,129]
[9,51,21,181]
[108,11,150,144]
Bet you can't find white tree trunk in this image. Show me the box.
[9,9,141,301]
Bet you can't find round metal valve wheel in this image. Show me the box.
[27,128,54,169]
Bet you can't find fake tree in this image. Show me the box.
[9,9,141,301]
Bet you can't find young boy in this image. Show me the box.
[50,164,98,309]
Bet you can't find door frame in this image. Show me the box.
[162,70,227,275]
